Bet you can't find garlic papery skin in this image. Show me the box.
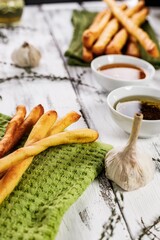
[105,113,155,191]
[11,42,41,68]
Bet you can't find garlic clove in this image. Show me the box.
[105,113,155,191]
[11,42,41,68]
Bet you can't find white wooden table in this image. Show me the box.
[0,2,160,240]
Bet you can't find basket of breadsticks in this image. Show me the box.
[65,0,160,68]
[0,105,112,239]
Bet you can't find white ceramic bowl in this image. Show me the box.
[107,86,160,138]
[91,55,155,92]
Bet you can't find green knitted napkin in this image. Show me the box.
[65,10,160,68]
[0,113,112,240]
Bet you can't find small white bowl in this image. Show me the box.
[91,55,155,92]
[107,86,160,138]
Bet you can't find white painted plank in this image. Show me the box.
[41,2,80,11]
[57,177,131,240]
[43,5,81,55]
[0,78,85,129]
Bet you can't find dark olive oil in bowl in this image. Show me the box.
[114,96,160,120]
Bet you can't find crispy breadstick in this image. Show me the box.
[132,7,149,26]
[6,105,26,131]
[90,9,108,27]
[125,41,140,57]
[25,110,57,145]
[124,1,145,17]
[82,46,94,63]
[0,110,57,204]
[15,104,44,138]
[129,7,149,42]
[92,18,119,55]
[0,104,44,179]
[48,111,81,135]
[104,0,159,57]
[0,105,26,158]
[92,3,146,55]
[82,10,112,48]
[90,9,109,28]
[1,104,44,157]
[105,28,128,54]
[82,4,127,48]
[0,129,98,174]
[106,7,149,54]
[0,110,80,204]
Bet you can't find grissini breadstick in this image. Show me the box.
[13,104,44,143]
[132,7,149,26]
[92,18,119,55]
[26,110,57,145]
[104,0,159,57]
[124,1,145,17]
[125,41,140,57]
[15,104,44,138]
[48,111,81,135]
[106,7,149,54]
[6,105,26,131]
[0,105,26,158]
[0,110,57,204]
[0,129,98,174]
[129,7,149,43]
[0,104,44,179]
[82,10,112,48]
[89,9,108,28]
[0,104,44,160]
[82,4,127,48]
[105,28,128,54]
[82,46,94,63]
[0,111,81,204]
[92,3,146,55]
[0,111,80,198]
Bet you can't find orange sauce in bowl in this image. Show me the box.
[98,63,146,80]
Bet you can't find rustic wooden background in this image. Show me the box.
[0,1,160,239]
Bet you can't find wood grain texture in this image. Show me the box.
[0,1,160,240]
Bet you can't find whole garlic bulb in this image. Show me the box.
[105,113,155,191]
[11,42,41,68]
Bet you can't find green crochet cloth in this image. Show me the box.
[0,113,112,240]
[65,10,160,68]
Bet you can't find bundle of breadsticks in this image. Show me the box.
[0,104,98,205]
[82,0,159,62]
